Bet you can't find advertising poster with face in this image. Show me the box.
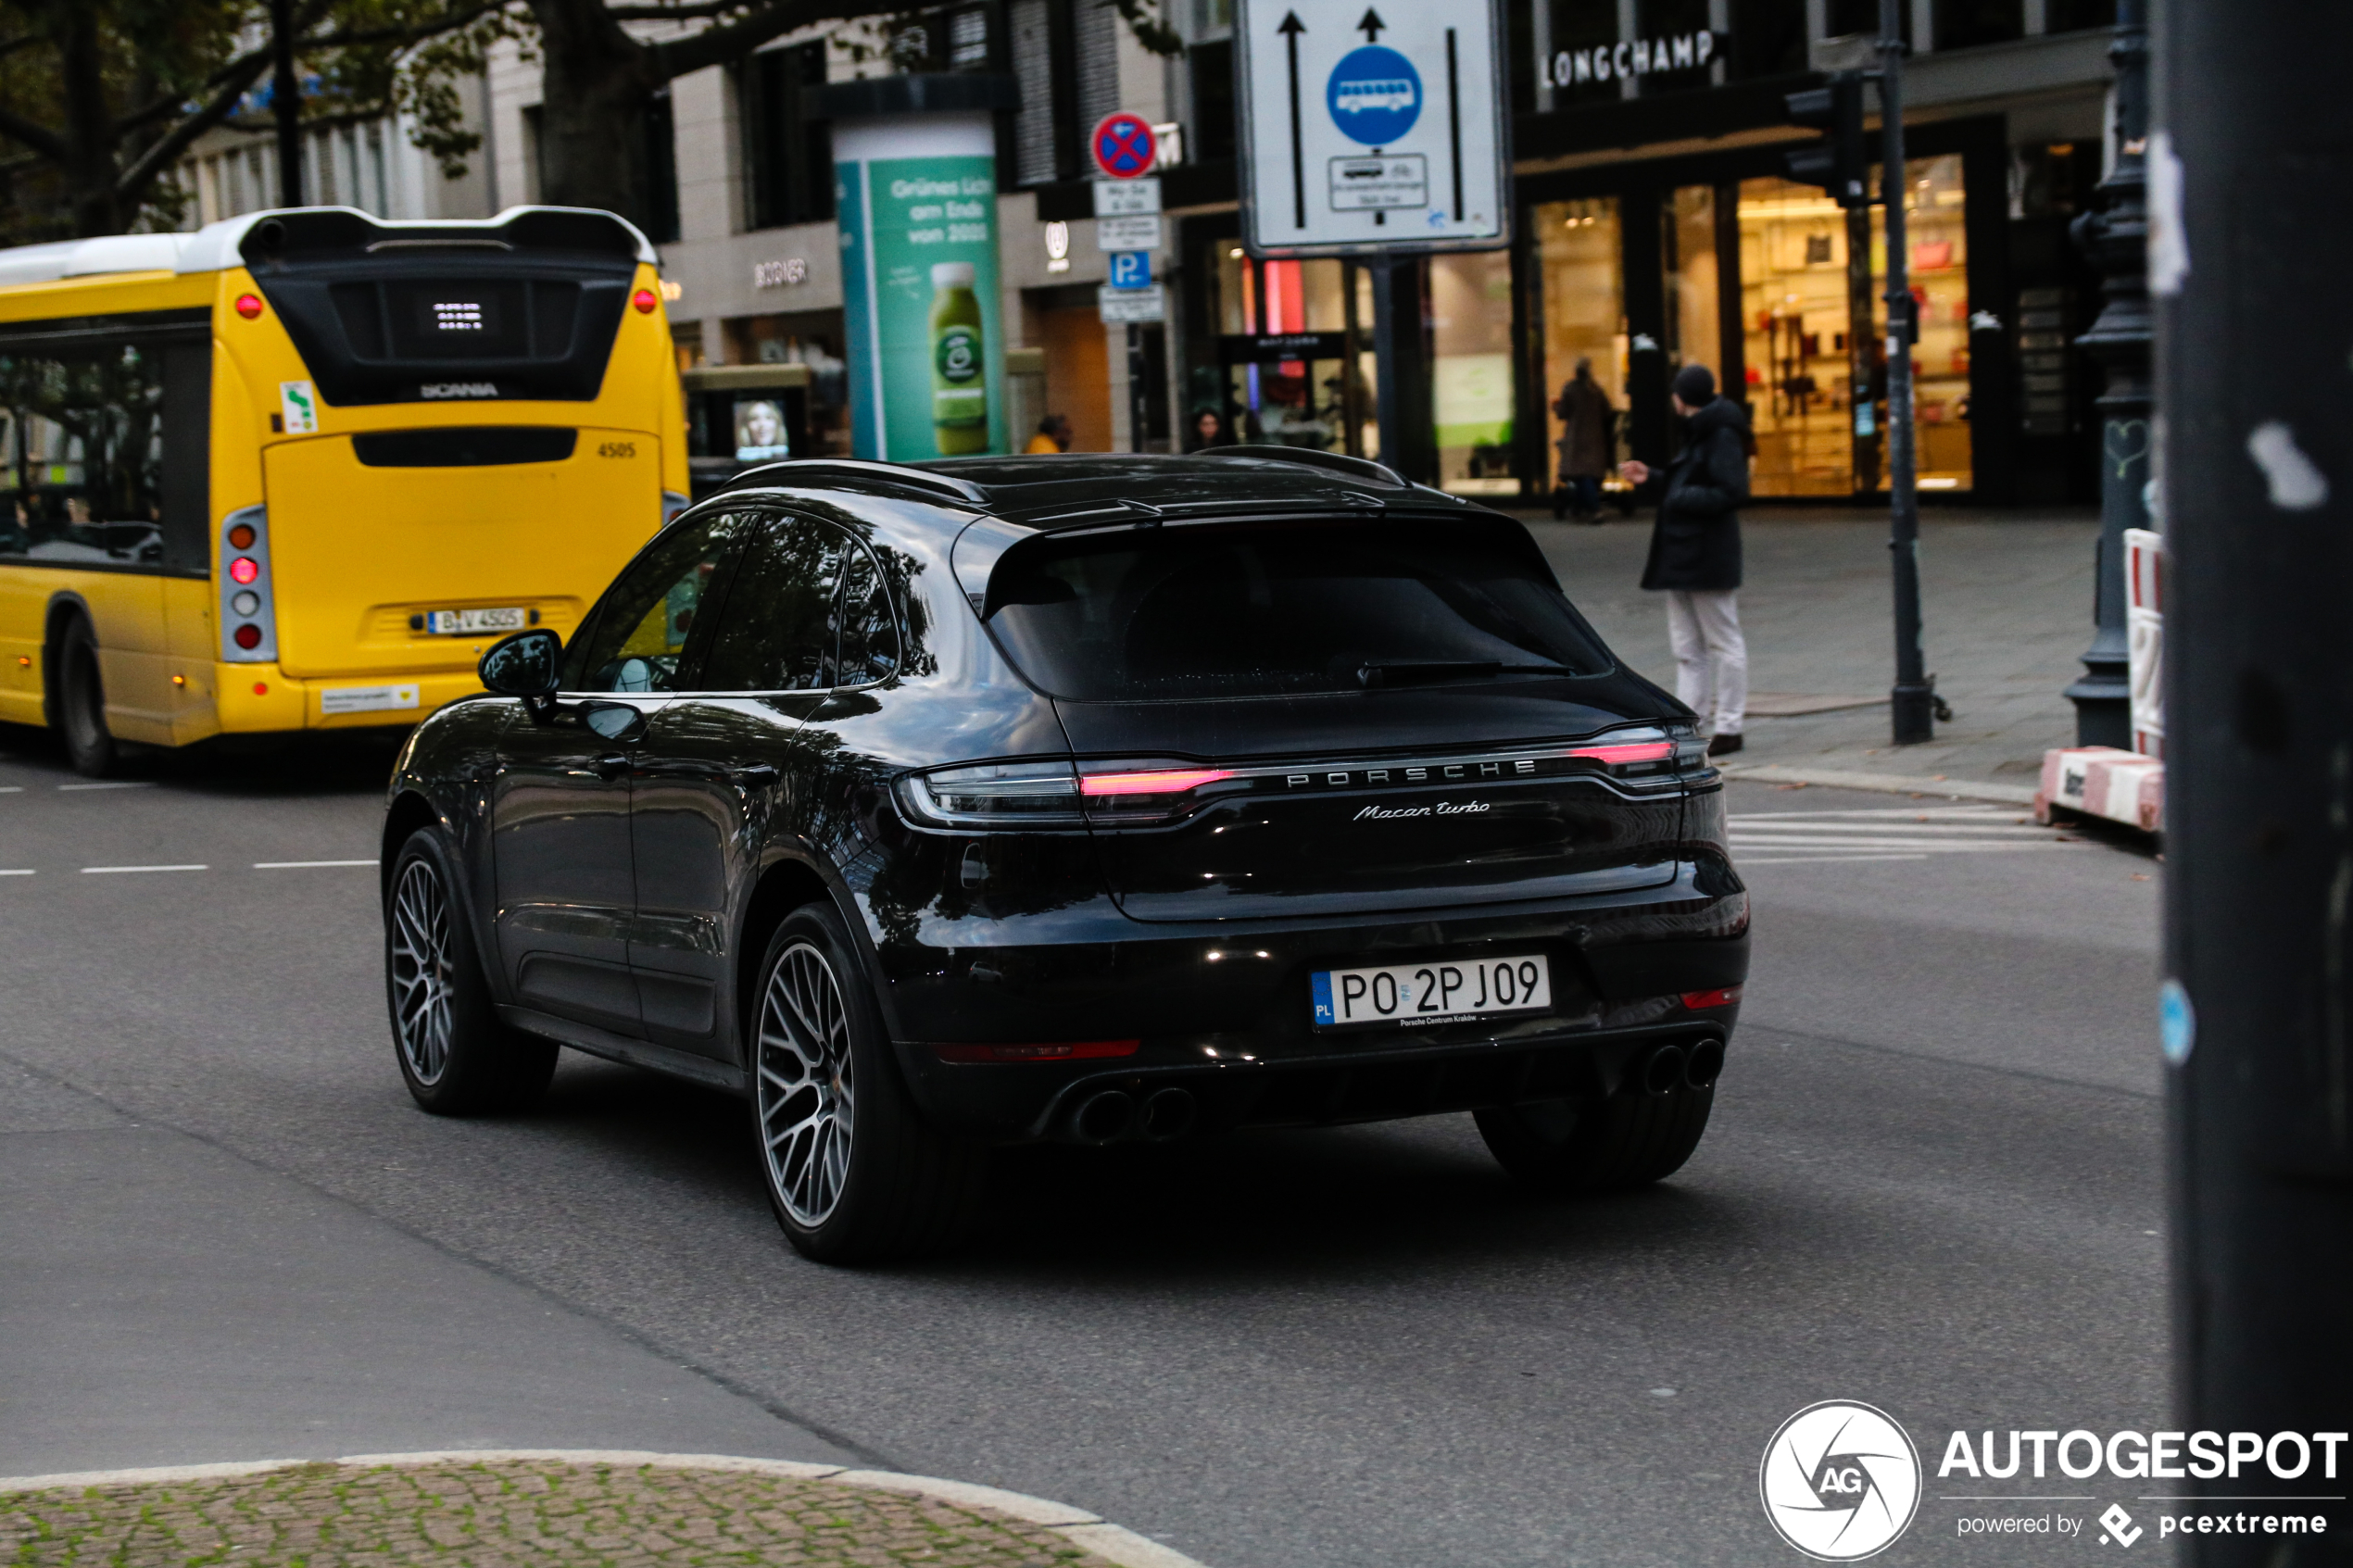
[734,399,789,460]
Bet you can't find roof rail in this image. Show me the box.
[720,458,991,507]
[1201,445,1408,489]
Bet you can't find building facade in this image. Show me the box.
[180,0,2120,504]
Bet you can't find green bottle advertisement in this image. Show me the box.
[929,262,988,455]
[836,122,1008,460]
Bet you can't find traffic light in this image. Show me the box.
[1783,71,1871,209]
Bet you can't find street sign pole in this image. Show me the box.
[1878,0,1934,745]
[2158,0,2353,1552]
[1127,324,1148,453]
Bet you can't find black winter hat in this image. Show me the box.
[1671,363,1717,406]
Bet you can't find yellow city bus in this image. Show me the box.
[0,206,687,774]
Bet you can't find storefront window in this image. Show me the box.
[1663,186,1720,391]
[1533,196,1627,496]
[1740,155,1970,496]
[1430,250,1517,495]
[1203,240,1360,453]
[1739,177,1855,496]
[1886,154,1971,490]
[722,311,850,457]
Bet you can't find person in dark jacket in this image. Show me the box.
[1550,358,1615,521]
[1619,363,1751,756]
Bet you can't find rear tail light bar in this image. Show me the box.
[897,761,1244,828]
[897,729,1710,831]
[1681,985,1744,1010]
[217,505,278,662]
[1080,768,1236,796]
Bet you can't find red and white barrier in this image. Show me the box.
[2036,746,2164,834]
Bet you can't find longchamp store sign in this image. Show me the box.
[1539,30,1727,91]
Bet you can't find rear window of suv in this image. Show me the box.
[983,518,1614,701]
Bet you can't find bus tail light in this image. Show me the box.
[218,506,278,663]
[632,288,659,314]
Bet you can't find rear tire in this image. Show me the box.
[55,616,119,778]
[384,826,557,1115]
[749,903,985,1263]
[1476,1073,1716,1194]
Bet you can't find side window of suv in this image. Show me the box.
[833,540,902,685]
[698,516,845,691]
[698,514,902,693]
[565,511,746,693]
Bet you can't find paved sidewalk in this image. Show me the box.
[0,1455,1139,1567]
[1520,507,2102,796]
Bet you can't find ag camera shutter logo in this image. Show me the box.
[1760,1400,1922,1560]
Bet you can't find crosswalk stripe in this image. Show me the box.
[1730,802,2071,859]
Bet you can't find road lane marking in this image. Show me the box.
[254,859,375,869]
[1734,853,1933,866]
[0,868,31,876]
[0,785,22,794]
[58,781,155,791]
[81,864,208,874]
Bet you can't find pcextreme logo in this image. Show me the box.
[1761,1400,1924,1561]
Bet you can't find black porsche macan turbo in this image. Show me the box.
[380,449,1748,1261]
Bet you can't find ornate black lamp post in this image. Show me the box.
[2062,0,2150,749]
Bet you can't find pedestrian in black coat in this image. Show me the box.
[1619,365,1753,754]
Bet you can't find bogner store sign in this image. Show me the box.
[1539,29,1726,92]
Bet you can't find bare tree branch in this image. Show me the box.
[0,102,70,164]
[109,0,505,138]
[112,51,278,207]
[649,0,875,81]
[601,1,749,19]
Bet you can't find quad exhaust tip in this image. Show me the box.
[1071,1089,1137,1144]
[1067,1085,1199,1144]
[1642,1043,1688,1096]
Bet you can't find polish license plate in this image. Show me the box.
[1311,954,1552,1030]
[426,607,526,635]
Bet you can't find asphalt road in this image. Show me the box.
[0,726,2166,1567]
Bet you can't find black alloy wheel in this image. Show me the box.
[384,827,557,1114]
[1474,1072,1717,1193]
[56,616,118,778]
[749,902,985,1263]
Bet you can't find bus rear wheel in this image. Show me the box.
[56,616,119,778]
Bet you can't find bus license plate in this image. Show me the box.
[1311,955,1551,1030]
[427,607,526,635]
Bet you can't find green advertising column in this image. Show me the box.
[824,77,1017,461]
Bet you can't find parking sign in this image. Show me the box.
[1235,0,1509,257]
[1107,252,1152,290]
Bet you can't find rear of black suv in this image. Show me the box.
[886,475,1747,1190]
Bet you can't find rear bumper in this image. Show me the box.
[876,859,1749,1143]
[212,664,484,733]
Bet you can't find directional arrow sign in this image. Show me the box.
[1236,0,1508,257]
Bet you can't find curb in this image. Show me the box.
[0,1449,1211,1568]
[1717,759,2040,806]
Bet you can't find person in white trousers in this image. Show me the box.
[1618,363,1752,756]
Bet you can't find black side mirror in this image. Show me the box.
[480,628,562,720]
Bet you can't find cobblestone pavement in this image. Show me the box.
[0,1459,1124,1568]
[1520,507,2103,795]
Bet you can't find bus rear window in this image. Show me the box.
[983,520,1614,702]
[246,209,638,406]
